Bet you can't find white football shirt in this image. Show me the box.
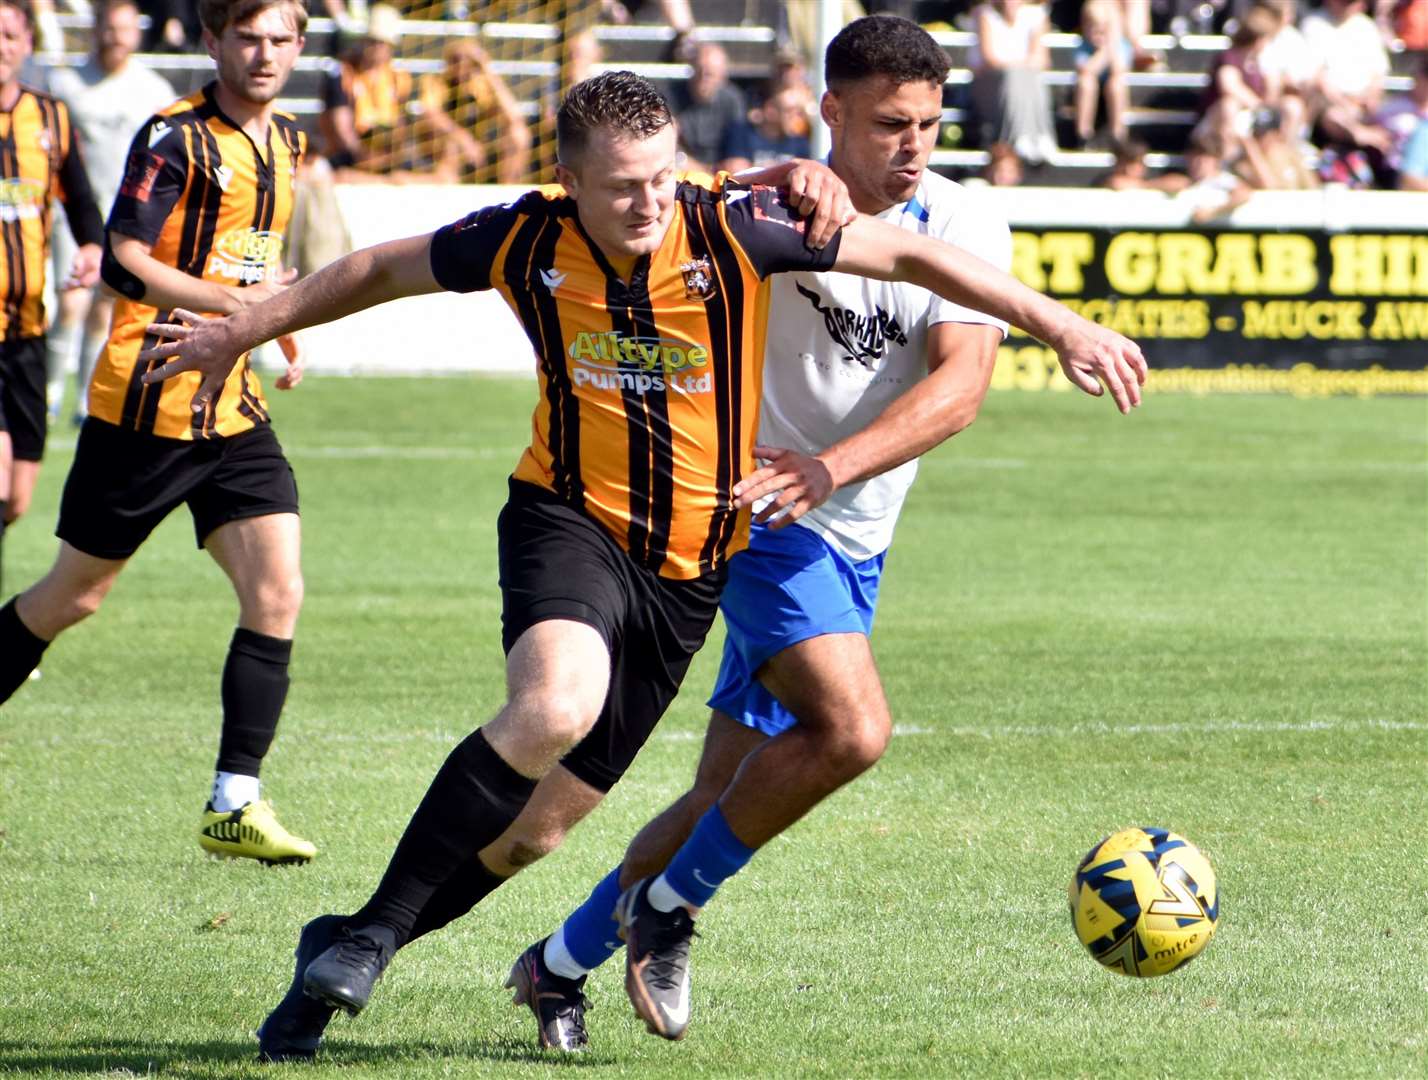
[759,169,1011,561]
[48,59,179,212]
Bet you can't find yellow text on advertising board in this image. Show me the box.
[1012,232,1428,297]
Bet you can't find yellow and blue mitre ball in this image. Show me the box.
[1068,827,1219,977]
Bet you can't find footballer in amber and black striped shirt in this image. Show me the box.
[0,0,320,871]
[0,0,103,579]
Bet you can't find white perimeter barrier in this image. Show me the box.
[298,183,1426,374]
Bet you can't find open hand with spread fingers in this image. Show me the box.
[1050,317,1149,413]
[731,444,836,528]
[138,308,247,413]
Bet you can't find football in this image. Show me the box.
[1069,827,1219,977]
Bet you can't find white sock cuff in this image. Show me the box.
[646,873,690,914]
[542,927,590,981]
[211,771,260,812]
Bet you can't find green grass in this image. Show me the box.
[1,380,1424,1078]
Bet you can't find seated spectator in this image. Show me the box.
[671,42,747,172]
[760,47,817,134]
[1194,6,1318,190]
[1101,136,1190,191]
[1397,116,1428,189]
[1196,6,1282,154]
[718,87,813,172]
[1367,52,1428,185]
[416,39,532,183]
[1301,0,1390,149]
[320,4,414,177]
[1175,134,1255,222]
[969,0,1059,164]
[983,140,1025,185]
[1258,1,1316,94]
[1074,0,1131,146]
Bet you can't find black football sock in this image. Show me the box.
[0,500,7,594]
[215,628,292,778]
[406,856,510,945]
[0,596,48,703]
[349,729,536,949]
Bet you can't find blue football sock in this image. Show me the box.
[659,805,756,910]
[556,866,625,973]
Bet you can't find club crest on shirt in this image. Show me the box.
[680,256,716,302]
[36,129,50,152]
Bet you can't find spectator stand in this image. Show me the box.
[36,4,1424,187]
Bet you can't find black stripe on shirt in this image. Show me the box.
[687,197,739,574]
[502,209,576,499]
[625,266,674,574]
[607,270,653,567]
[0,128,24,340]
[529,212,581,507]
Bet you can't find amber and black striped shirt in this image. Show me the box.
[94,83,304,440]
[0,86,103,341]
[430,176,841,580]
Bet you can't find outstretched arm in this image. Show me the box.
[139,233,443,411]
[833,215,1147,412]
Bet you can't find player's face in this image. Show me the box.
[559,124,679,263]
[824,76,942,214]
[207,5,305,106]
[97,3,142,73]
[0,5,33,90]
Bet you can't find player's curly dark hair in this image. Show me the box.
[825,15,951,91]
[557,71,674,166]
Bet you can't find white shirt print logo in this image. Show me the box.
[213,164,233,192]
[539,267,566,291]
[147,120,169,148]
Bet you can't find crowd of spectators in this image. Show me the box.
[960,0,1428,192]
[20,0,1428,196]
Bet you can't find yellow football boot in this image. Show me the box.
[198,799,317,866]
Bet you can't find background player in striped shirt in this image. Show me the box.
[0,0,317,867]
[0,0,103,591]
[137,70,1144,1061]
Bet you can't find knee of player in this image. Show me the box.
[510,688,599,752]
[251,570,304,623]
[820,710,893,778]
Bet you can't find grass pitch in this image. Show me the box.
[0,379,1423,1079]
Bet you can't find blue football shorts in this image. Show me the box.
[707,520,886,737]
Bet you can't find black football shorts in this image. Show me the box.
[498,478,725,792]
[56,418,299,560]
[0,336,49,462]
